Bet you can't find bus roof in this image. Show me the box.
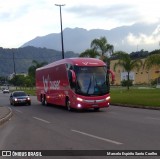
[37,58,106,71]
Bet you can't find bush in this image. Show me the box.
[151,78,159,86]
[121,80,133,87]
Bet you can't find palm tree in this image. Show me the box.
[113,51,143,90]
[79,49,99,58]
[144,53,160,85]
[91,36,114,60]
[144,54,160,70]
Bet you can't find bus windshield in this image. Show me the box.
[74,66,109,96]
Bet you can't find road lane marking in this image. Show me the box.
[147,117,160,121]
[109,112,118,115]
[33,117,50,124]
[71,129,123,145]
[14,109,23,113]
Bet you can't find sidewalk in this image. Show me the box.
[0,106,12,126]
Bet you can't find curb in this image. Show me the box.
[111,103,160,110]
[0,107,13,126]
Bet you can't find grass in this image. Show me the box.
[10,87,36,96]
[110,87,160,107]
[11,86,160,107]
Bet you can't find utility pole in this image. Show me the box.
[13,51,16,75]
[55,4,65,59]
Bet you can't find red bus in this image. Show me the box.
[36,58,115,111]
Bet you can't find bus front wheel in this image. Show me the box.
[66,98,71,111]
[94,108,100,111]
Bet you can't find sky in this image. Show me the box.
[0,0,160,49]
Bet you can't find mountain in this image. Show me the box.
[0,46,78,76]
[21,22,160,53]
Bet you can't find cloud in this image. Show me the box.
[65,3,148,30]
[65,0,160,29]
[67,4,138,21]
[126,25,160,46]
[0,4,29,22]
[0,0,50,22]
[0,0,160,48]
[0,0,56,48]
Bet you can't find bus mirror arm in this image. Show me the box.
[108,69,115,84]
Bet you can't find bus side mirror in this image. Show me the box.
[107,69,115,84]
[70,70,76,83]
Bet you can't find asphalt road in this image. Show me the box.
[0,92,160,159]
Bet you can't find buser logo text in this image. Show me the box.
[43,75,60,92]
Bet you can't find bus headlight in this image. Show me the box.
[106,96,110,101]
[77,97,83,102]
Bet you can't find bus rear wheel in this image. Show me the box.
[41,95,47,105]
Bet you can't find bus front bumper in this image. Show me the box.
[74,96,110,109]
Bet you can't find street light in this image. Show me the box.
[55,4,65,59]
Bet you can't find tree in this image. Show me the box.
[28,60,47,77]
[79,49,99,58]
[24,76,34,87]
[144,54,160,70]
[28,60,48,85]
[9,75,25,87]
[91,36,114,61]
[144,53,160,85]
[149,49,160,55]
[113,51,143,90]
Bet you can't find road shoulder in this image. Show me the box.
[0,106,13,126]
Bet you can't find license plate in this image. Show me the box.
[92,104,98,107]
[19,99,25,102]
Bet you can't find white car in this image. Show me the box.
[3,88,9,93]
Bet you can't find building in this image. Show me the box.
[8,72,28,80]
[110,58,160,86]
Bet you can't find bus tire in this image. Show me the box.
[94,108,100,111]
[41,95,46,105]
[66,98,71,111]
